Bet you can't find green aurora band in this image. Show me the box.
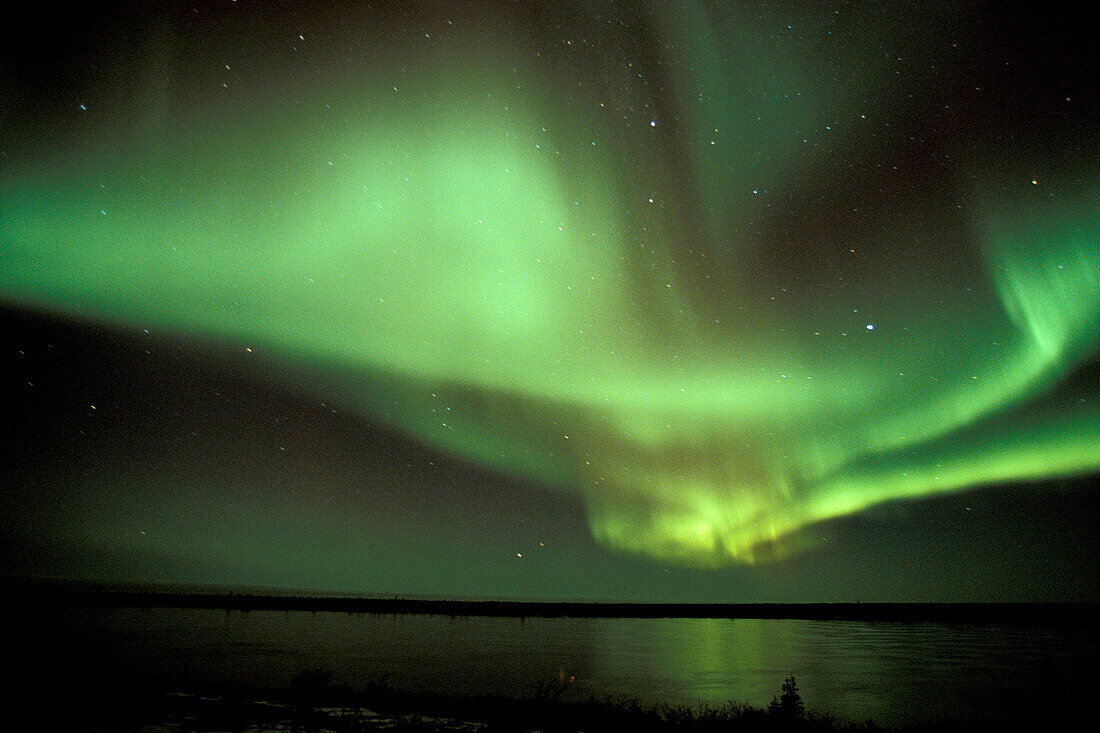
[2,1,1098,565]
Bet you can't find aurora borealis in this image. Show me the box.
[2,1,1098,600]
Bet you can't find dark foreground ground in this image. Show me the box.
[22,668,1085,733]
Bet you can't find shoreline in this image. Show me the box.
[18,586,1099,625]
[24,668,1083,732]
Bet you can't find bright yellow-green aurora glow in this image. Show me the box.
[2,1,1098,567]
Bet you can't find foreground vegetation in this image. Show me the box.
[48,669,1053,732]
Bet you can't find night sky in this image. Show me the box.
[2,0,1098,602]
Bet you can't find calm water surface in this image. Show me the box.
[22,607,1098,726]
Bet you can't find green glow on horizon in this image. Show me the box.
[2,2,1098,566]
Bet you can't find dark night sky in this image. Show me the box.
[2,1,1098,602]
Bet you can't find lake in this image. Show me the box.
[16,605,1098,727]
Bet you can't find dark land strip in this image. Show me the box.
[17,587,1099,625]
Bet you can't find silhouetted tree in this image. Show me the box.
[768,675,805,720]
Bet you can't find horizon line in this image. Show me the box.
[15,584,1098,625]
